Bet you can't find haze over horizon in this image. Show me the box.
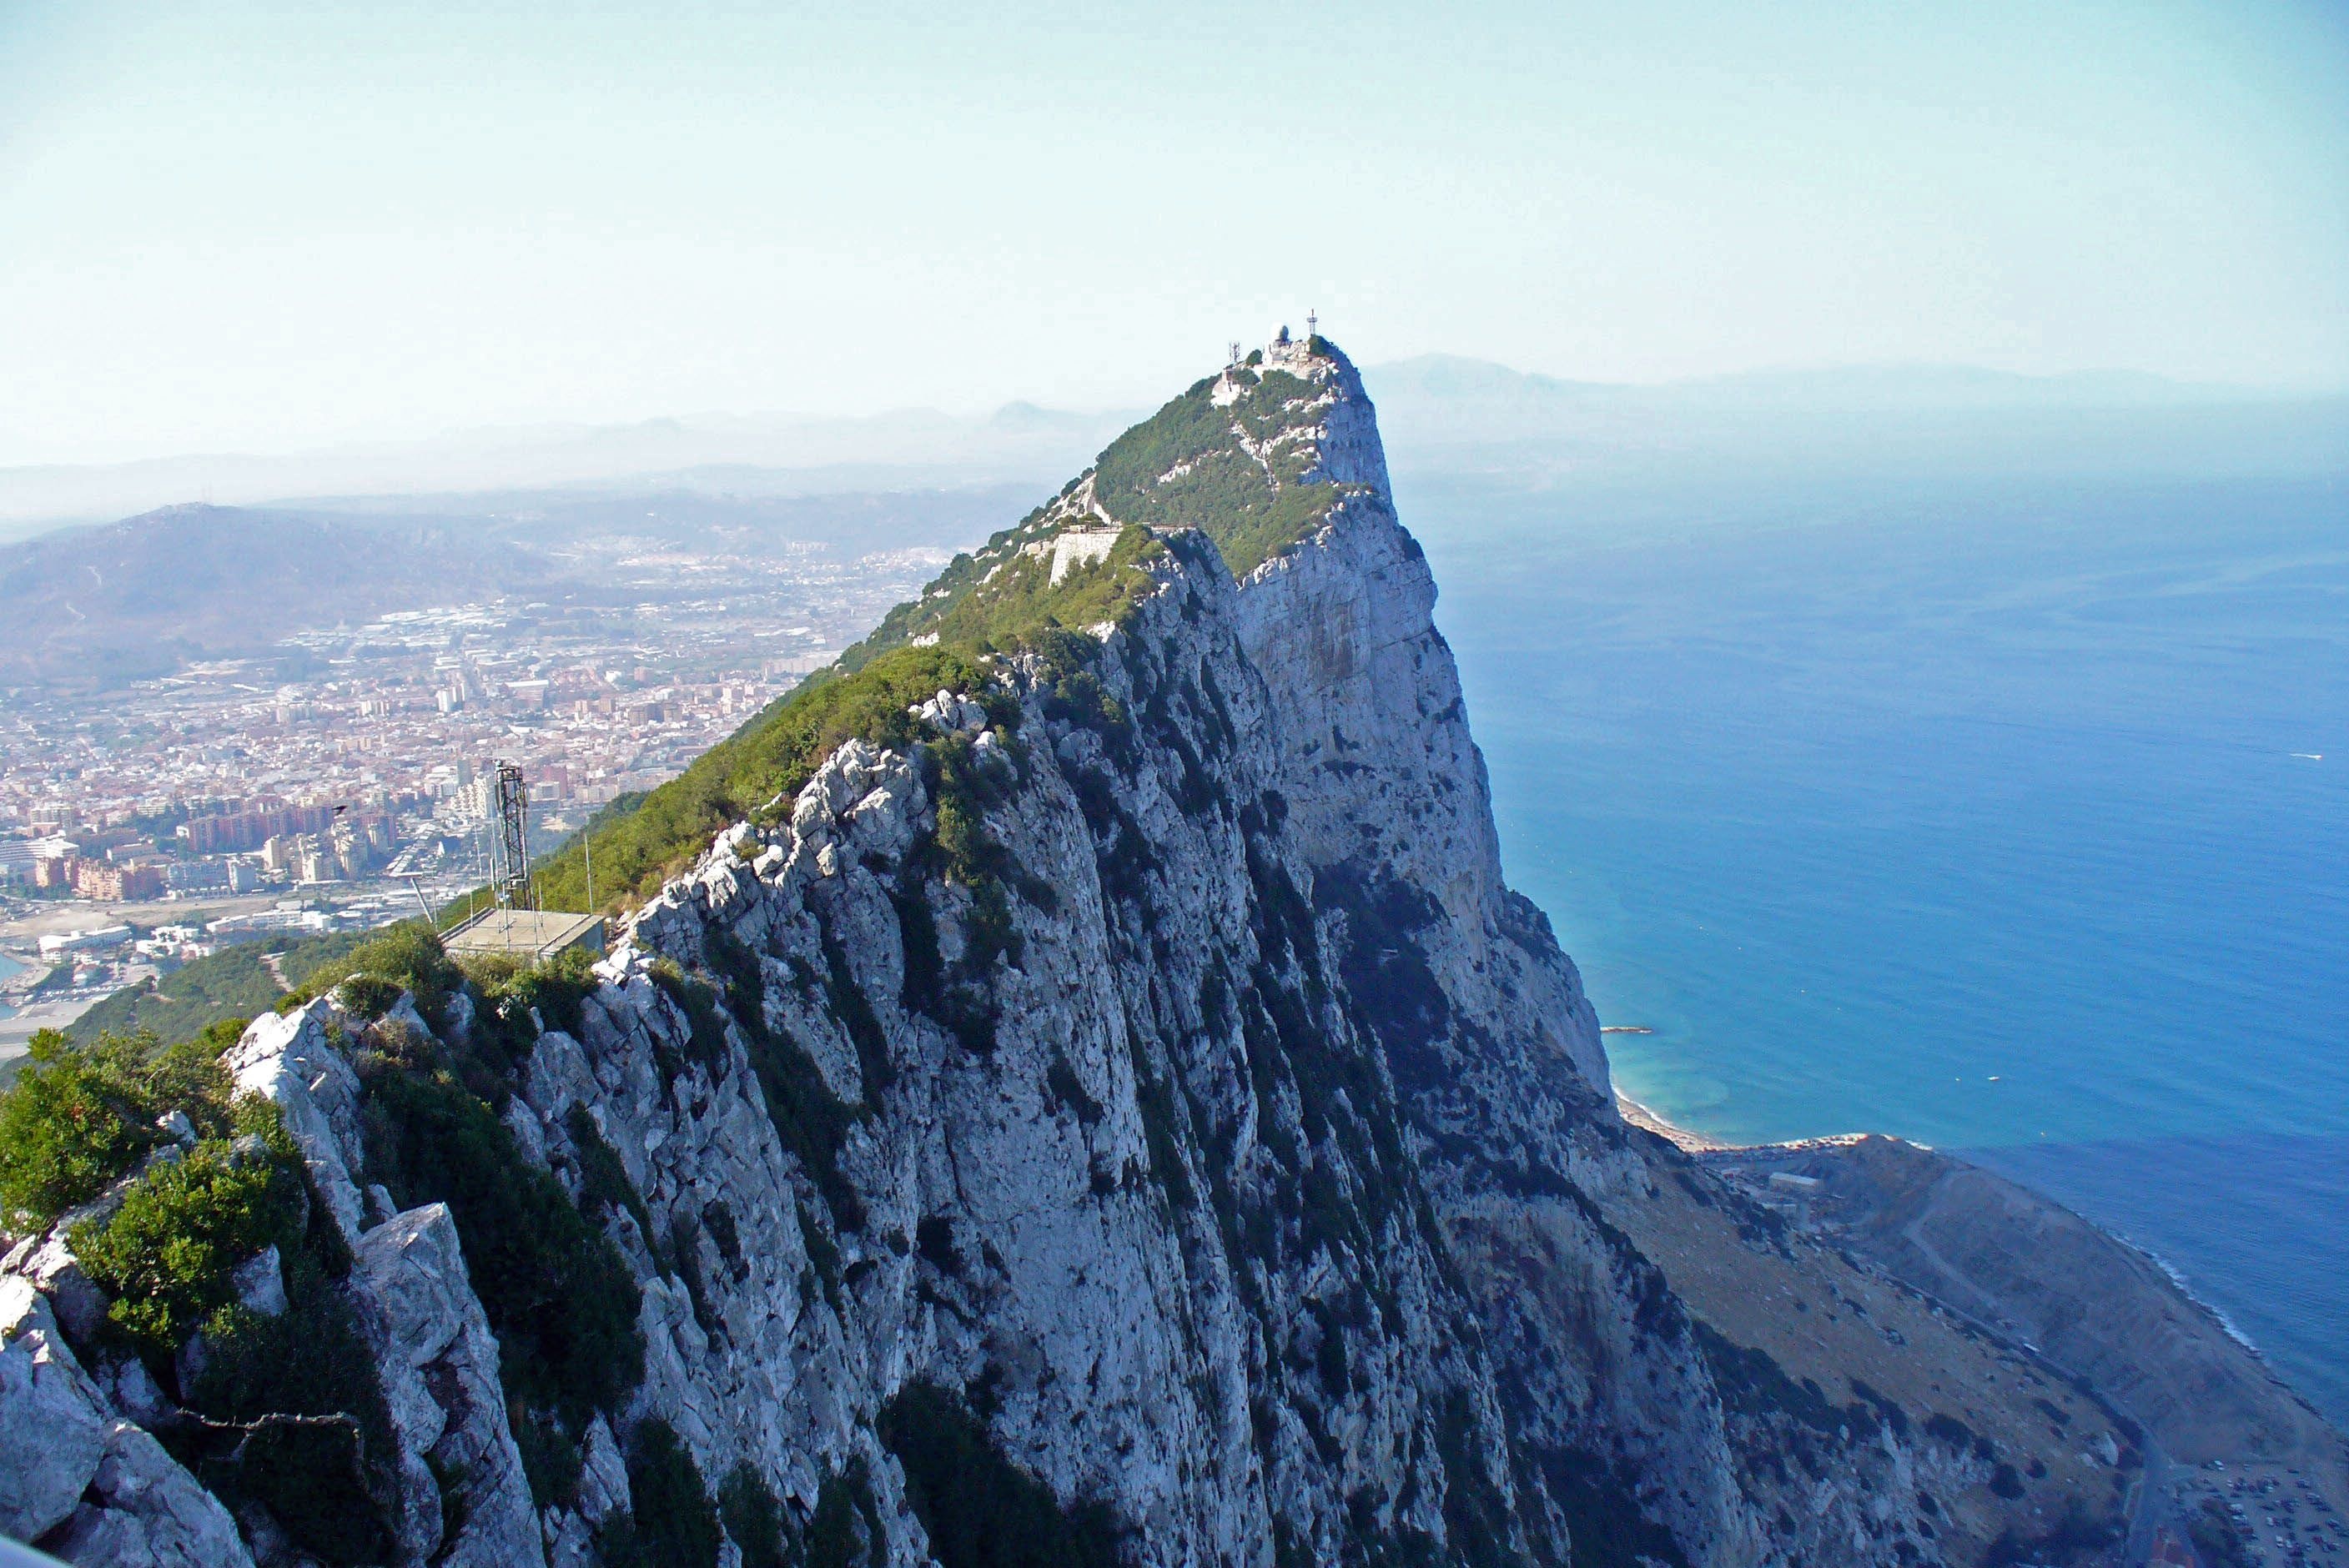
[4,0,2346,468]
[8,349,2341,543]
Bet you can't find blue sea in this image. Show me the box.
[1403,468,2349,1427]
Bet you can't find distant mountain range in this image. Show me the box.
[0,504,537,691]
[0,485,1034,693]
[8,359,2340,542]
[0,403,1133,542]
[1360,354,2347,471]
[1371,354,2266,413]
[0,358,2338,691]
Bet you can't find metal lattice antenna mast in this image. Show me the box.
[493,761,531,916]
[1228,340,1242,369]
[1306,309,1318,342]
[469,803,490,926]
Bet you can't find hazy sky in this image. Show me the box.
[3,0,2345,464]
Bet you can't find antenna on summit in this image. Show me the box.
[1228,340,1242,369]
[1306,309,1318,342]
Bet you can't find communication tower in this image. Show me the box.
[491,761,531,912]
[1228,340,1243,369]
[1305,309,1318,341]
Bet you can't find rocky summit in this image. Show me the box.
[2,334,2304,1568]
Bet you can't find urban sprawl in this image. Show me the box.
[0,530,949,1044]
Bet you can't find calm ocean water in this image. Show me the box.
[1401,469,2349,1425]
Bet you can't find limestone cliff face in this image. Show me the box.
[4,338,2145,1568]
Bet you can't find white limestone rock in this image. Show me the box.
[13,1227,108,1347]
[442,985,477,1046]
[0,1276,110,1545]
[45,1420,255,1568]
[98,1354,171,1428]
[577,1415,631,1525]
[908,689,988,732]
[219,1001,367,1243]
[352,1204,546,1568]
[383,992,435,1041]
[227,1246,285,1319]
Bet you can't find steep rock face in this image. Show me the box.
[596,536,1526,1563]
[3,335,2151,1568]
[521,336,2060,1565]
[45,1422,259,1568]
[1,1276,254,1568]
[354,1204,546,1568]
[0,1276,113,1545]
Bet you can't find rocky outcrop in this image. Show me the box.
[355,1204,545,1568]
[1,1277,252,1567]
[3,334,2180,1567]
[219,1003,370,1244]
[43,1422,257,1568]
[0,1277,111,1546]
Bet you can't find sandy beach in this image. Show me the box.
[1613,1088,1739,1153]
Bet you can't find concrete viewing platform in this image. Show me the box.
[443,907,607,962]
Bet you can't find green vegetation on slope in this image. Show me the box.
[526,535,1154,915]
[68,929,375,1049]
[848,522,1164,673]
[0,1022,249,1226]
[530,643,992,912]
[2,1021,406,1564]
[923,523,1165,646]
[0,927,652,1539]
[525,341,1359,915]
[1090,365,1349,578]
[175,1215,405,1567]
[717,1464,789,1568]
[347,942,646,1505]
[595,1417,724,1568]
[72,1123,307,1349]
[878,1381,1126,1568]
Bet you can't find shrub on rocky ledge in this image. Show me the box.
[174,1195,403,1567]
[70,1121,306,1352]
[294,920,464,1026]
[878,1380,1126,1568]
[718,1462,788,1568]
[0,1014,403,1562]
[0,1020,247,1229]
[596,1418,722,1568]
[473,943,601,1037]
[463,943,601,1078]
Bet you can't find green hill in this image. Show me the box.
[66,929,376,1049]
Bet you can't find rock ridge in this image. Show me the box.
[2,333,2190,1568]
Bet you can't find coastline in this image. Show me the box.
[1612,1083,2347,1470]
[1613,1088,1738,1153]
[1613,1083,2283,1373]
[1612,1086,1885,1158]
